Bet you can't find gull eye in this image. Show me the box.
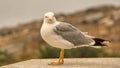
[45,16,48,18]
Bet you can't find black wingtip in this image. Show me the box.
[93,38,110,46]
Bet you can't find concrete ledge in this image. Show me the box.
[1,58,120,68]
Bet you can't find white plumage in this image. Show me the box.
[41,21,74,49]
[41,12,95,49]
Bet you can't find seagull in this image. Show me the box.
[40,12,109,66]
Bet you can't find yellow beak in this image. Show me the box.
[48,17,53,21]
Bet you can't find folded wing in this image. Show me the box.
[53,22,95,46]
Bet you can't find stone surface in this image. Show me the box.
[1,58,120,68]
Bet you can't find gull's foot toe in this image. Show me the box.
[48,61,63,66]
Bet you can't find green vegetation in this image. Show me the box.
[39,45,60,58]
[0,51,15,66]
[39,45,107,58]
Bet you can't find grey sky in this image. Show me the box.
[0,0,120,28]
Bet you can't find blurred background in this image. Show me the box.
[0,0,120,66]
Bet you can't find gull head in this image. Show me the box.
[44,12,56,24]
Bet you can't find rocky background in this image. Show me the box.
[0,5,120,66]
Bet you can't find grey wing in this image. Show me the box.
[53,22,94,46]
